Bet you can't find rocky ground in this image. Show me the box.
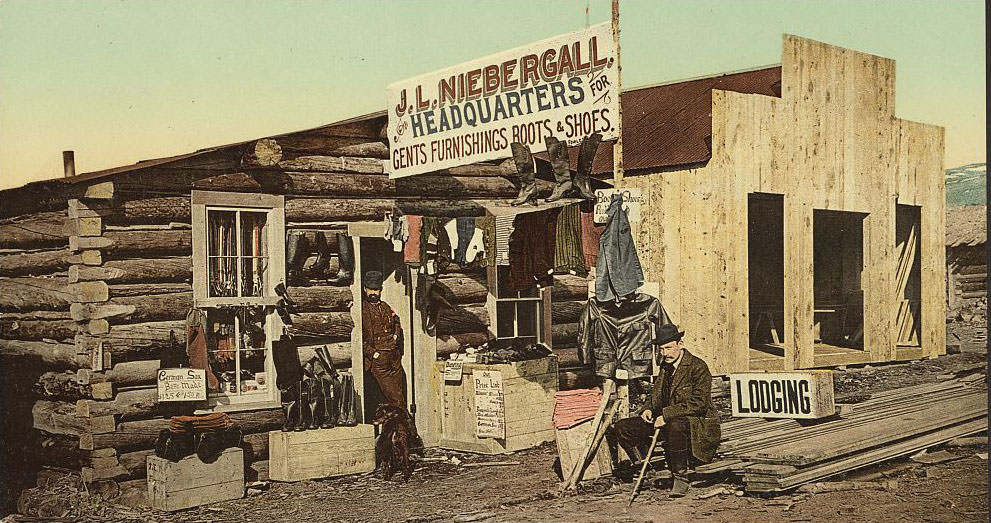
[3,350,987,523]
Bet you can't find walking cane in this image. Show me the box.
[628,427,662,506]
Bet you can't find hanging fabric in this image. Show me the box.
[495,215,514,266]
[554,203,587,276]
[580,206,604,270]
[185,308,219,391]
[595,193,644,302]
[404,215,423,264]
[508,208,561,291]
[477,216,497,267]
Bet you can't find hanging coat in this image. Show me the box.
[595,193,644,301]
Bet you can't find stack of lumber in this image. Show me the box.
[702,377,987,493]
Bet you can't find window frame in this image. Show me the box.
[192,191,286,410]
[487,264,552,345]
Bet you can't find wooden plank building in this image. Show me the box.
[0,35,944,495]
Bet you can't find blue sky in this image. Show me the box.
[0,0,984,189]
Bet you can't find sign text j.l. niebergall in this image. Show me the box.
[387,22,618,178]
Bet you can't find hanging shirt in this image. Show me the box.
[508,208,560,291]
[595,193,644,302]
[554,203,587,276]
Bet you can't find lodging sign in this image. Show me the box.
[729,371,835,419]
[386,22,619,178]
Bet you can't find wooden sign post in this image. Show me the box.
[729,371,835,419]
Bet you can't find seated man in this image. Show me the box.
[610,323,721,497]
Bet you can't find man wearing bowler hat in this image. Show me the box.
[609,323,721,498]
[361,270,406,407]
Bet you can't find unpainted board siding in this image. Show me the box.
[626,36,944,375]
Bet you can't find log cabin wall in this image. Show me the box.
[622,35,945,375]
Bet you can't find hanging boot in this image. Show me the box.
[309,231,331,277]
[544,136,572,202]
[296,379,311,431]
[574,133,601,200]
[327,234,354,286]
[285,232,311,286]
[510,142,538,206]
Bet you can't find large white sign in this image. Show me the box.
[387,22,619,178]
[157,368,207,402]
[729,371,835,419]
[474,370,506,439]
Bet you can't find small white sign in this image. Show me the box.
[729,371,835,419]
[444,360,465,383]
[158,368,207,402]
[474,370,506,439]
[594,188,643,223]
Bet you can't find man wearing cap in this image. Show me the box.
[610,323,721,498]
[361,271,406,407]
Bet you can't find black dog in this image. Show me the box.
[372,405,422,481]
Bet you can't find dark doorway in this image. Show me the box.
[812,209,866,349]
[748,194,785,350]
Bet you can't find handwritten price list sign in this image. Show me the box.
[474,370,506,439]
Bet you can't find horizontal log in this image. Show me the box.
[285,197,497,221]
[105,360,161,387]
[435,304,489,336]
[100,257,191,284]
[80,388,158,420]
[290,285,353,312]
[71,303,137,321]
[118,449,154,481]
[330,141,390,159]
[288,312,354,342]
[434,273,488,304]
[436,331,490,357]
[298,342,352,368]
[110,292,192,323]
[551,301,584,325]
[277,156,386,174]
[553,347,580,368]
[0,318,77,341]
[32,434,89,469]
[103,230,191,257]
[33,371,91,399]
[552,322,579,348]
[0,212,67,249]
[0,249,70,277]
[0,276,72,312]
[551,274,589,302]
[112,197,191,224]
[91,408,283,451]
[0,340,88,369]
[558,368,596,391]
[103,320,185,361]
[3,310,71,321]
[279,172,518,198]
[109,282,192,297]
[33,400,88,436]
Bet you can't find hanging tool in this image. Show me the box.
[628,427,662,506]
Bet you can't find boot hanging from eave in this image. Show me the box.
[544,136,572,203]
[510,142,539,206]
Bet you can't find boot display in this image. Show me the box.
[281,382,300,431]
[309,231,331,276]
[328,233,354,286]
[544,136,572,202]
[574,132,602,200]
[510,142,539,206]
[285,232,310,286]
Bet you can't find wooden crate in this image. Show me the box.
[269,425,375,482]
[436,356,558,454]
[555,418,613,480]
[146,447,243,512]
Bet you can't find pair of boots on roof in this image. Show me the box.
[510,133,602,206]
[286,231,354,286]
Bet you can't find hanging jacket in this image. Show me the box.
[595,193,644,302]
[577,293,672,379]
[185,308,219,391]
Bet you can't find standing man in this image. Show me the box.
[361,271,406,407]
[609,323,721,497]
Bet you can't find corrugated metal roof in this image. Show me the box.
[946,205,987,247]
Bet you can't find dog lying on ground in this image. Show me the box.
[372,405,422,481]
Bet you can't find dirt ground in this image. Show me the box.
[4,352,987,523]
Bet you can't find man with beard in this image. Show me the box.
[361,271,406,407]
[609,323,721,498]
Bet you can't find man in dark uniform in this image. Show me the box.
[610,323,721,498]
[361,271,406,407]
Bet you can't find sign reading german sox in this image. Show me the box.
[387,22,618,178]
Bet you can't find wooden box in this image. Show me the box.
[268,425,375,482]
[436,356,558,454]
[555,418,613,480]
[146,447,244,512]
[729,371,835,419]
